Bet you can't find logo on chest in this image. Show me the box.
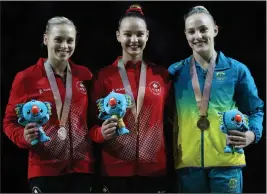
[215,71,226,81]
[76,81,87,94]
[149,81,161,95]
[38,88,51,94]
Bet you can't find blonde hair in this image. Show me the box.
[184,5,216,25]
[45,16,76,34]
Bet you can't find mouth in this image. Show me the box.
[57,50,70,55]
[32,113,39,117]
[194,41,207,46]
[128,45,140,49]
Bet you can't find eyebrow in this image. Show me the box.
[122,30,146,33]
[186,25,208,30]
[54,36,74,39]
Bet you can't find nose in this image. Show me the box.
[235,114,242,123]
[109,97,117,107]
[31,105,39,114]
[194,31,202,39]
[130,35,138,42]
[61,41,68,49]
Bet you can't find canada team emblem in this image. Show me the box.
[76,81,87,94]
[149,81,161,95]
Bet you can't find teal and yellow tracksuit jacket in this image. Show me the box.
[168,51,264,170]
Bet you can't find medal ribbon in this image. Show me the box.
[118,58,146,122]
[44,60,72,127]
[190,53,216,117]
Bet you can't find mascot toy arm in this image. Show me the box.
[15,100,51,146]
[96,91,133,136]
[218,109,249,154]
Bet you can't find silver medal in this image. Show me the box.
[57,127,67,140]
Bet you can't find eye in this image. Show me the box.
[67,39,74,44]
[231,117,234,121]
[199,28,208,33]
[118,100,121,104]
[27,110,30,114]
[188,29,195,35]
[55,38,62,43]
[106,103,108,107]
[40,109,43,113]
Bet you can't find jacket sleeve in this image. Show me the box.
[87,72,106,143]
[3,72,31,148]
[234,62,264,143]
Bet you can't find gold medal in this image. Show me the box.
[197,116,210,130]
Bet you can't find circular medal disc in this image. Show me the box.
[57,127,67,140]
[197,117,210,130]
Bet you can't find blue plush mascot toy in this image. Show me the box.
[218,109,249,154]
[96,91,133,136]
[15,99,51,145]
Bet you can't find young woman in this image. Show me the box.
[3,16,94,193]
[168,6,264,193]
[88,4,173,193]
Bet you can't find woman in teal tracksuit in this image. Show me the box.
[168,6,264,193]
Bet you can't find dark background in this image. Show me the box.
[1,1,266,193]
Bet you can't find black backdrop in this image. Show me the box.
[1,1,266,192]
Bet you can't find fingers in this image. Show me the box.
[105,126,117,135]
[228,135,246,143]
[102,118,118,140]
[228,130,246,138]
[27,132,39,142]
[103,117,118,125]
[24,123,39,144]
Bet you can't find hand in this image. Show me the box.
[24,123,39,144]
[227,130,255,149]
[101,118,118,140]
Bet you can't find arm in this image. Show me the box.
[3,72,31,148]
[84,74,105,143]
[233,62,264,144]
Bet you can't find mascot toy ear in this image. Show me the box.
[44,102,52,115]
[96,98,105,113]
[124,94,133,108]
[15,103,25,118]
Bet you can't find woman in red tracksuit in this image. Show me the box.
[88,4,174,193]
[3,16,94,193]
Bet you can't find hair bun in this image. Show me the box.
[126,4,144,15]
[192,5,209,14]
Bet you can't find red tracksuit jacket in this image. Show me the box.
[3,58,94,179]
[88,57,172,177]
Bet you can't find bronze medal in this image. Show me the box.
[197,116,210,130]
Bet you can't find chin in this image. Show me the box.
[194,47,209,54]
[128,51,142,57]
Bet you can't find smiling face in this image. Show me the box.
[185,13,218,56]
[43,24,76,63]
[116,17,149,59]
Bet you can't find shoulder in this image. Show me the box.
[70,61,93,81]
[94,61,118,81]
[14,58,44,83]
[221,53,251,74]
[168,56,191,77]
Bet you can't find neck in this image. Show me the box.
[48,57,67,76]
[193,49,216,70]
[122,50,143,64]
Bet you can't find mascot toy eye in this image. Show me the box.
[96,91,133,136]
[15,99,51,145]
[218,109,249,154]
